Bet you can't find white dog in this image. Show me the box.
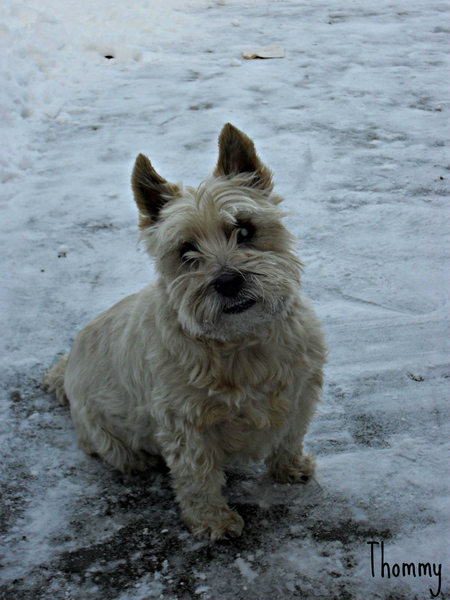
[44,124,327,540]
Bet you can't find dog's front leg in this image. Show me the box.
[265,383,320,484]
[158,426,243,540]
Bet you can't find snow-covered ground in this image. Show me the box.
[1,0,449,598]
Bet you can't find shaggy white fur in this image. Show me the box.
[43,124,327,540]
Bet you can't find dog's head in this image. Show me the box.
[131,124,302,340]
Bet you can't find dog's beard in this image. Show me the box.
[166,254,299,340]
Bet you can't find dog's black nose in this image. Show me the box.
[214,272,244,298]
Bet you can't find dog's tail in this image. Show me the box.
[42,354,69,406]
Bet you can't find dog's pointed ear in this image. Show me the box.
[131,154,180,228]
[214,123,273,190]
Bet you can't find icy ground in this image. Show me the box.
[1,0,449,598]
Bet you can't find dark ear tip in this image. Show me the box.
[220,122,237,134]
[133,153,151,173]
[218,123,247,144]
[132,154,168,190]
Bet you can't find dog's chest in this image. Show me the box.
[195,383,290,439]
[191,382,290,458]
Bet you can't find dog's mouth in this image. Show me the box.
[222,298,257,315]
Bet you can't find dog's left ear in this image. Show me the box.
[214,123,273,190]
[131,154,180,229]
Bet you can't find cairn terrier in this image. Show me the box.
[44,124,327,539]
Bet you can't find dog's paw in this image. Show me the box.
[187,508,244,541]
[268,452,316,484]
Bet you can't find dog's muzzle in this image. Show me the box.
[213,272,257,315]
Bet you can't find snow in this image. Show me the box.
[0,0,449,598]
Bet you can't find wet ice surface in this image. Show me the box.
[1,0,449,598]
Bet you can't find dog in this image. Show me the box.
[44,123,327,540]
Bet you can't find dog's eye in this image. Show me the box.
[180,242,197,262]
[236,222,255,244]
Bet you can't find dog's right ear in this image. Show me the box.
[131,154,179,229]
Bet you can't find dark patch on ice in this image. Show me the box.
[184,69,200,81]
[351,413,390,448]
[75,220,119,233]
[328,13,349,24]
[0,468,34,535]
[407,372,425,382]
[189,102,214,111]
[307,519,393,544]
[433,26,450,34]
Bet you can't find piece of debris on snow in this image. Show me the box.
[242,45,285,59]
